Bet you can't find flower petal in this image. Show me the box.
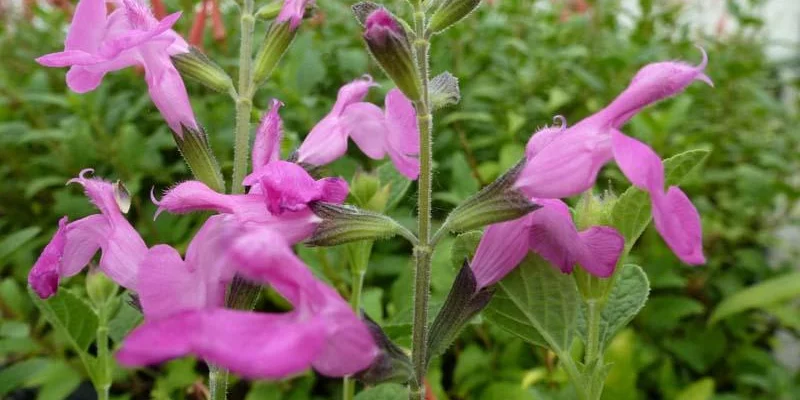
[295,116,349,166]
[515,129,613,199]
[65,0,108,52]
[652,187,705,265]
[117,309,328,379]
[252,99,284,171]
[258,161,343,214]
[384,89,420,179]
[340,102,387,159]
[137,245,203,319]
[60,214,109,277]
[470,217,531,289]
[29,217,69,299]
[142,47,198,133]
[525,116,567,158]
[575,227,623,278]
[610,129,664,193]
[65,67,106,93]
[154,181,246,217]
[527,199,581,274]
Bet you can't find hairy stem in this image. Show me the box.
[231,0,256,194]
[95,306,111,400]
[410,6,433,400]
[209,365,229,400]
[343,268,366,400]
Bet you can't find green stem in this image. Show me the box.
[231,0,256,194]
[559,354,590,400]
[585,300,601,365]
[95,306,111,400]
[409,5,433,400]
[343,269,366,400]
[209,365,229,400]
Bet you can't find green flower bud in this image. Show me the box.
[305,203,416,246]
[429,71,461,110]
[86,272,118,307]
[442,159,539,233]
[253,22,298,86]
[359,7,422,101]
[172,48,234,94]
[174,126,225,193]
[428,0,482,34]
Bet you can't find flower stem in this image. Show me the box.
[95,305,111,400]
[410,5,433,400]
[231,0,256,194]
[343,268,366,400]
[209,365,229,400]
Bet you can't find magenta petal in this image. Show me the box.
[309,283,378,376]
[527,199,582,274]
[60,214,108,277]
[276,0,312,30]
[64,0,107,53]
[296,116,349,166]
[259,161,339,214]
[155,181,241,216]
[316,177,349,204]
[142,49,198,133]
[575,227,623,278]
[652,187,705,265]
[29,217,69,299]
[65,67,106,93]
[340,102,387,159]
[384,89,420,179]
[36,50,106,67]
[137,245,204,319]
[117,309,327,379]
[610,129,664,193]
[525,117,567,158]
[68,169,121,218]
[470,217,531,289]
[252,99,284,170]
[332,75,377,115]
[515,129,613,199]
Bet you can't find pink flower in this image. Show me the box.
[117,216,378,379]
[296,76,377,166]
[277,0,314,30]
[514,48,711,265]
[29,170,148,298]
[470,198,624,287]
[36,0,197,134]
[340,89,421,179]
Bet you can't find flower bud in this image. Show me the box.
[252,22,298,86]
[429,71,460,110]
[426,261,493,363]
[86,271,118,307]
[254,1,283,20]
[171,48,234,94]
[442,159,539,233]
[354,313,413,385]
[428,0,481,34]
[174,126,225,193]
[350,172,391,212]
[305,203,413,246]
[360,7,421,101]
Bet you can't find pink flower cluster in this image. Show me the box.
[468,48,711,284]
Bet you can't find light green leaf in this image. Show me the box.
[0,226,41,261]
[675,378,715,400]
[108,298,143,344]
[484,254,580,353]
[579,265,649,351]
[611,149,709,248]
[709,271,800,324]
[354,383,409,400]
[450,231,483,270]
[0,358,49,395]
[377,162,412,211]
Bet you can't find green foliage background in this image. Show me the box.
[1,0,799,399]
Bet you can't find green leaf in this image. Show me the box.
[0,226,41,261]
[29,288,99,380]
[484,254,580,353]
[709,271,800,324]
[638,296,705,332]
[579,265,649,351]
[675,378,715,400]
[611,149,709,248]
[0,358,49,395]
[450,231,483,270]
[108,299,143,344]
[354,383,409,400]
[377,162,413,211]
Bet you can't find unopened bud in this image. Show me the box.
[443,159,539,233]
[426,261,493,363]
[429,71,460,110]
[354,313,414,385]
[254,1,283,20]
[172,48,234,94]
[428,0,482,34]
[306,203,413,246]
[86,272,118,307]
[174,126,225,193]
[351,172,391,212]
[359,7,421,101]
[253,22,298,86]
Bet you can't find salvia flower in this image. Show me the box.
[362,8,421,101]
[469,198,624,287]
[514,48,711,265]
[35,0,198,134]
[276,0,315,30]
[117,216,378,378]
[29,170,148,298]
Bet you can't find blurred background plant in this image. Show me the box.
[1,0,798,399]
